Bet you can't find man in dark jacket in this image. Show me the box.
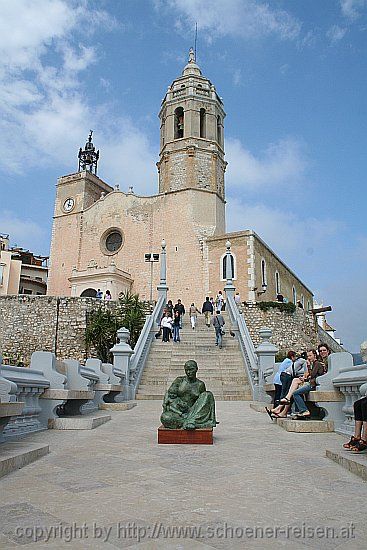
[213,310,225,348]
[202,297,214,327]
[174,299,185,328]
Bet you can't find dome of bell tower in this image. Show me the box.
[182,47,202,76]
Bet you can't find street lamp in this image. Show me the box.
[145,252,160,307]
[257,283,267,296]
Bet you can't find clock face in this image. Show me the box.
[63,198,75,212]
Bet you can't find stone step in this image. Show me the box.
[325,448,367,482]
[249,402,270,413]
[0,442,50,479]
[276,418,334,433]
[136,394,252,401]
[99,402,137,411]
[49,413,111,430]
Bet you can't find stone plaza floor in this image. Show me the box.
[0,401,366,549]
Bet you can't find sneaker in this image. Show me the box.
[343,436,360,450]
[350,439,367,453]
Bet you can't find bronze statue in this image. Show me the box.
[160,360,218,429]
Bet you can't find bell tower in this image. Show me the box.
[157,49,227,202]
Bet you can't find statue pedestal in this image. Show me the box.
[158,426,213,445]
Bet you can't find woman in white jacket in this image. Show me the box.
[161,312,173,342]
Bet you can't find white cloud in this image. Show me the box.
[159,0,301,41]
[0,210,45,251]
[327,25,348,43]
[340,0,367,20]
[232,68,242,86]
[0,0,155,192]
[226,200,341,259]
[98,120,157,195]
[225,137,307,191]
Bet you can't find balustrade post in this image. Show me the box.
[110,327,134,401]
[157,239,168,302]
[223,240,236,302]
[255,327,278,403]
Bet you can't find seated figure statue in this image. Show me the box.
[160,360,218,429]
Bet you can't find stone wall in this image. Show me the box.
[0,296,338,367]
[0,296,117,365]
[241,303,319,353]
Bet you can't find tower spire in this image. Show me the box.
[78,131,100,175]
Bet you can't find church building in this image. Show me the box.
[47,50,313,309]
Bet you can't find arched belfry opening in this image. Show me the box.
[217,116,222,147]
[200,108,206,138]
[174,107,184,139]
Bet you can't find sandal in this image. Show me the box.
[295,412,311,419]
[265,407,279,420]
[343,436,360,450]
[350,439,367,453]
[280,398,291,405]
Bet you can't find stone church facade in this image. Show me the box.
[47,51,313,308]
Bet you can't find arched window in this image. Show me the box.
[261,259,267,287]
[221,254,235,281]
[292,286,297,305]
[200,108,206,138]
[217,115,222,146]
[275,271,281,295]
[80,288,97,298]
[174,107,184,139]
[160,120,165,148]
[301,294,305,308]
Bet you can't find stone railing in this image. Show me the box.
[0,362,50,441]
[129,295,166,398]
[318,325,345,353]
[332,354,367,435]
[0,368,24,440]
[0,347,130,443]
[226,293,259,398]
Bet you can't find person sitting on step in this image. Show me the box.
[279,349,325,419]
[266,356,307,419]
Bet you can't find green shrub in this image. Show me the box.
[258,301,296,314]
[86,291,148,362]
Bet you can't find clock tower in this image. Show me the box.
[47,134,113,296]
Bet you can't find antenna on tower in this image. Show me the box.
[194,22,198,61]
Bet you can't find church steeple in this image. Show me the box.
[157,49,227,201]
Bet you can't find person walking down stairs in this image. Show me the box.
[213,310,225,349]
[189,303,201,329]
[172,310,181,343]
[202,296,214,327]
[161,311,173,342]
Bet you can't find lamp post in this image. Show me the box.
[157,239,169,302]
[144,252,160,308]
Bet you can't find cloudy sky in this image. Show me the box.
[0,0,366,351]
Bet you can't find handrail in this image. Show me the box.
[226,294,258,397]
[317,325,346,353]
[129,294,166,396]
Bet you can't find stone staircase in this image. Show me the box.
[136,313,252,401]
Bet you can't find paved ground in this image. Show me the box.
[0,401,366,550]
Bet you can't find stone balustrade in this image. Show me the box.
[0,368,24,440]
[332,358,367,435]
[32,352,97,423]
[86,358,124,406]
[0,361,50,442]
